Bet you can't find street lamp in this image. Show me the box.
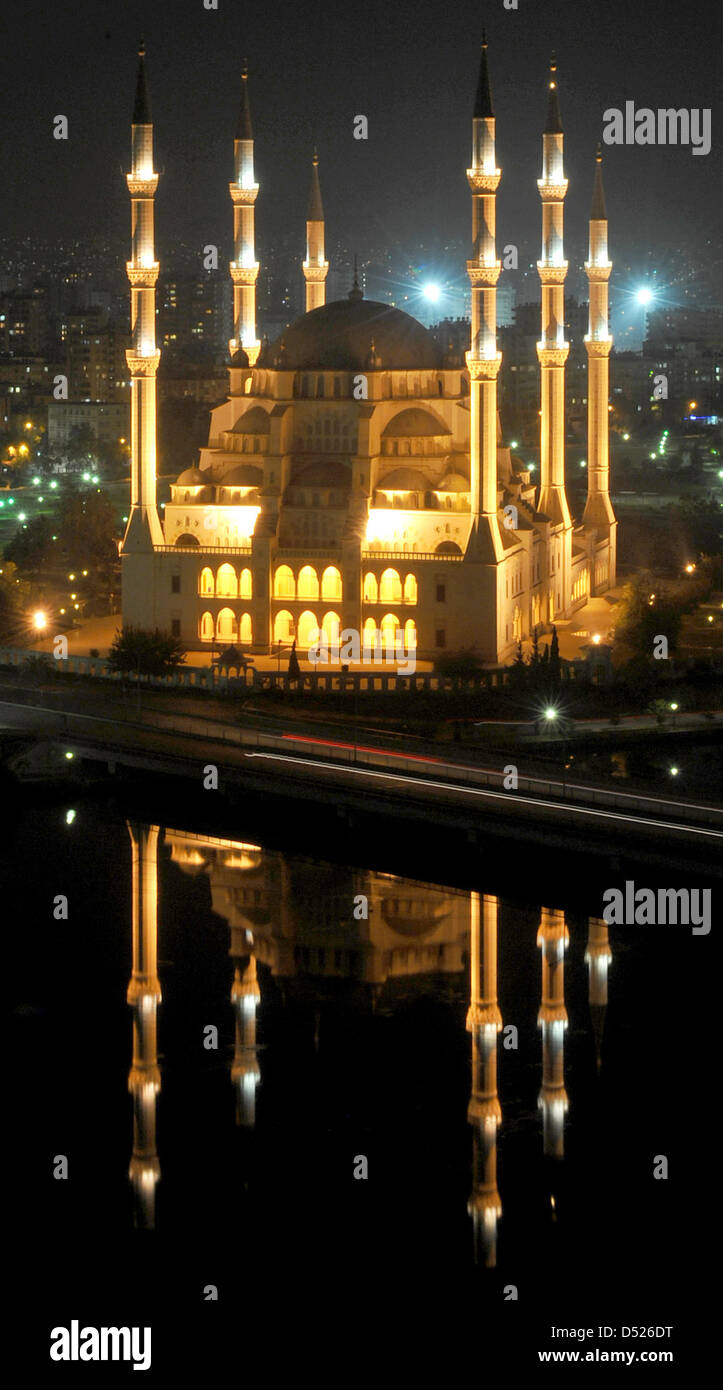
[32,609,47,631]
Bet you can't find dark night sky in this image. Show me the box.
[2,0,722,282]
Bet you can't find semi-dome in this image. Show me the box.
[220,463,263,486]
[257,298,443,371]
[233,406,270,434]
[377,468,431,491]
[176,466,207,484]
[436,471,470,491]
[291,460,352,488]
[382,408,451,437]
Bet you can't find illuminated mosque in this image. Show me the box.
[120,38,616,664]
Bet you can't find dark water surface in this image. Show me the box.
[7,791,715,1375]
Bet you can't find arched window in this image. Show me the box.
[200,611,214,642]
[379,568,402,603]
[321,565,342,600]
[274,565,295,599]
[216,563,237,598]
[363,572,378,603]
[175,533,199,547]
[297,610,319,650]
[316,376,325,398]
[199,567,214,597]
[216,608,237,641]
[239,568,252,599]
[321,611,341,648]
[239,613,253,644]
[403,574,418,605]
[380,613,399,653]
[404,619,417,651]
[297,565,319,600]
[274,610,294,643]
[362,617,380,658]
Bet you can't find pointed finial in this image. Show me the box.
[348,255,363,301]
[307,149,324,219]
[133,39,151,124]
[237,64,253,140]
[474,32,494,118]
[591,143,607,219]
[544,53,562,134]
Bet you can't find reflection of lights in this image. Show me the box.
[32,610,47,630]
[65,809,76,825]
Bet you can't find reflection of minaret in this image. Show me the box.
[466,892,502,1266]
[537,907,569,1158]
[127,822,162,1229]
[303,150,328,313]
[584,915,612,1070]
[231,949,261,1126]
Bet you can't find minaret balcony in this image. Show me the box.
[536,343,569,367]
[126,174,159,197]
[466,168,501,194]
[583,336,612,357]
[230,262,259,285]
[467,261,501,287]
[229,182,259,205]
[126,347,161,376]
[465,351,502,380]
[537,178,568,201]
[302,262,329,281]
[584,261,612,282]
[537,263,568,284]
[126,261,159,287]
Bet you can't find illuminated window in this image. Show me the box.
[239,613,252,644]
[380,613,399,650]
[274,609,294,643]
[297,610,319,649]
[216,563,237,598]
[321,611,341,647]
[200,611,214,641]
[274,565,295,599]
[404,619,417,651]
[403,574,417,604]
[239,568,252,599]
[379,568,402,603]
[297,565,319,600]
[216,607,237,641]
[321,565,342,600]
[363,572,378,603]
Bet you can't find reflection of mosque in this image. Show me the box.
[126,824,612,1262]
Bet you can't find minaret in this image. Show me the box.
[584,915,612,1069]
[229,64,260,365]
[466,893,503,1267]
[583,147,617,584]
[303,150,328,313]
[536,57,572,612]
[537,906,569,1159]
[465,35,505,564]
[123,41,163,551]
[127,822,162,1229]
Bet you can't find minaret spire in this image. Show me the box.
[465,35,505,570]
[303,148,328,313]
[229,64,260,365]
[583,145,617,581]
[536,54,572,618]
[122,39,164,554]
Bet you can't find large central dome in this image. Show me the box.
[257,298,443,371]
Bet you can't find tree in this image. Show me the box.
[548,625,561,683]
[0,561,32,642]
[287,640,301,682]
[107,626,187,676]
[57,490,118,568]
[4,515,55,570]
[612,577,684,659]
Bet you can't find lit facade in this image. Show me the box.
[121,41,617,663]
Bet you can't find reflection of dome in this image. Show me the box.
[292,460,351,487]
[176,466,207,484]
[220,464,263,486]
[437,472,470,491]
[382,408,451,437]
[381,898,450,937]
[234,406,270,434]
[258,299,443,371]
[377,468,430,491]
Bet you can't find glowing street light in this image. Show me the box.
[636,287,654,306]
[592,634,601,645]
[422,282,441,303]
[669,766,679,777]
[544,706,558,721]
[32,609,47,631]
